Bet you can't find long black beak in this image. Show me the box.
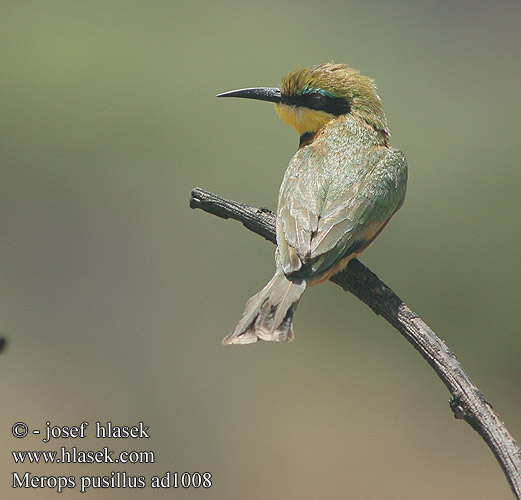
[216,87,282,103]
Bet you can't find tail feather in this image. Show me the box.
[222,270,307,345]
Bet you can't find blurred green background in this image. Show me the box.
[1,1,520,498]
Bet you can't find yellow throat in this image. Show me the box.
[274,104,334,136]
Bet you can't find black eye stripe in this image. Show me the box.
[282,93,350,116]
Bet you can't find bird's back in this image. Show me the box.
[276,114,407,280]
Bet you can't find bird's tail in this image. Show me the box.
[222,270,307,345]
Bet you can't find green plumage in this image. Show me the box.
[277,113,407,279]
[219,63,408,345]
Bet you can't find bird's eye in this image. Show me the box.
[297,91,350,116]
[309,93,324,105]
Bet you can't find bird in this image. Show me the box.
[218,63,407,345]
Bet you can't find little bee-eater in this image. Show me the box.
[218,63,407,344]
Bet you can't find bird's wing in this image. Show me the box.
[277,146,407,278]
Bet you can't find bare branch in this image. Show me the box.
[190,186,521,498]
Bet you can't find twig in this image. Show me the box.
[190,186,521,498]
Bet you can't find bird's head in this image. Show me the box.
[218,63,389,142]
